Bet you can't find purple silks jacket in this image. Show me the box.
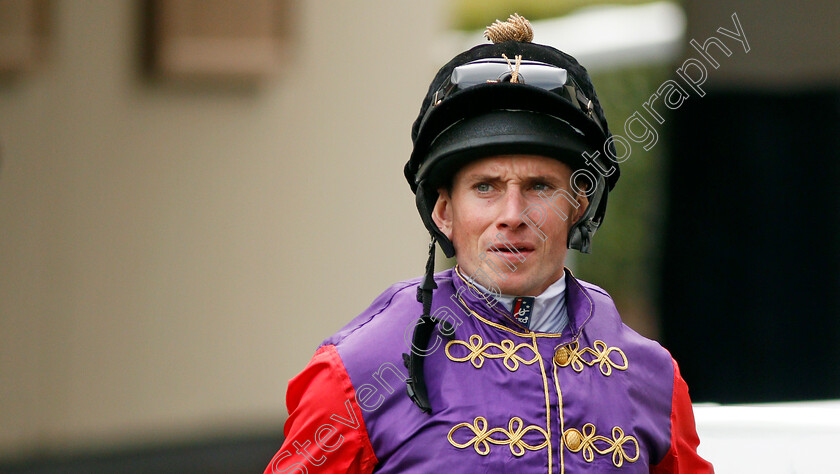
[265,267,713,473]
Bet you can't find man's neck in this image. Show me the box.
[463,270,569,333]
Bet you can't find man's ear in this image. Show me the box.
[431,189,454,240]
[572,191,589,223]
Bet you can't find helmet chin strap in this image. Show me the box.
[403,235,453,413]
[418,237,438,318]
[567,174,606,254]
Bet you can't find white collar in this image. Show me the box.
[464,273,569,333]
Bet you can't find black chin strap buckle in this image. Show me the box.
[403,325,432,414]
[402,236,450,414]
[403,316,454,414]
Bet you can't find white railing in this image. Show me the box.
[694,400,840,473]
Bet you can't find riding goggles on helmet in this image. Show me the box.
[424,57,606,134]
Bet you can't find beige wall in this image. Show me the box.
[685,0,840,88]
[0,0,443,457]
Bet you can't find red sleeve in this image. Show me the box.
[650,358,714,474]
[264,345,378,474]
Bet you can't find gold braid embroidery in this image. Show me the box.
[445,334,539,371]
[563,424,640,468]
[556,340,628,376]
[448,416,550,457]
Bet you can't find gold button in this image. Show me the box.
[564,430,583,450]
[554,345,571,365]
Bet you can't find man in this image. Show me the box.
[265,14,712,473]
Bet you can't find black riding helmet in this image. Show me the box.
[405,16,620,259]
[403,14,620,413]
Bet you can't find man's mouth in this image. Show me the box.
[488,242,535,255]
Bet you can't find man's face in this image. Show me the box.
[432,154,588,296]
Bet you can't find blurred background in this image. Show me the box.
[0,0,837,472]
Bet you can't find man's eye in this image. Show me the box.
[475,183,492,193]
[533,183,552,191]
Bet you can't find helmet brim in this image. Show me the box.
[416,110,594,190]
[406,81,614,192]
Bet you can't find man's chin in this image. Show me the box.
[494,269,567,296]
[494,275,545,297]
[465,271,532,297]
[460,260,562,296]
[497,285,537,297]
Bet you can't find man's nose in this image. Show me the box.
[496,188,528,229]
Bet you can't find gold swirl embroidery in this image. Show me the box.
[448,416,550,457]
[563,424,639,467]
[445,334,539,371]
[556,340,628,376]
